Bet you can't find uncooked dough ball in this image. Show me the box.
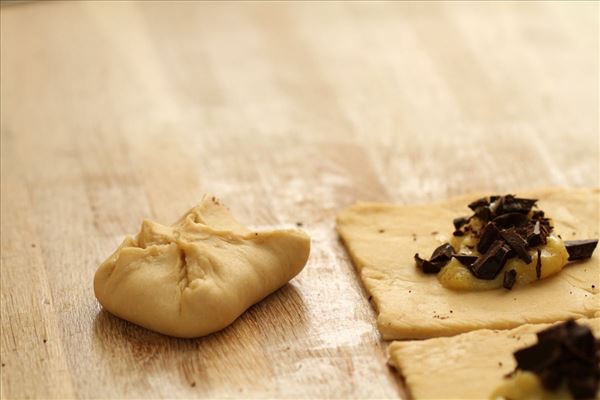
[94,195,310,338]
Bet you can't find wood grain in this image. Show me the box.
[1,1,597,398]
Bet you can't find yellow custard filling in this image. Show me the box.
[437,220,569,291]
[490,371,572,400]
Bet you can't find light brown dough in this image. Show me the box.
[94,195,310,338]
[388,318,600,399]
[336,188,599,339]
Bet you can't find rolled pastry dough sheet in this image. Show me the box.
[336,188,599,339]
[388,318,600,400]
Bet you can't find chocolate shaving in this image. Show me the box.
[501,196,538,214]
[512,320,600,399]
[468,197,490,211]
[452,229,465,237]
[477,222,500,253]
[430,243,454,263]
[453,216,469,230]
[414,254,446,274]
[564,239,598,261]
[500,227,532,263]
[531,210,545,220]
[474,206,492,222]
[527,220,544,247]
[453,254,478,268]
[470,240,511,280]
[492,212,529,229]
[503,269,517,290]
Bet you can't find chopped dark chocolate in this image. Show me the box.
[430,243,454,263]
[470,240,511,280]
[414,253,446,274]
[492,212,529,229]
[477,222,501,253]
[503,269,517,290]
[564,239,599,261]
[453,216,469,230]
[416,194,598,288]
[512,320,600,400]
[453,254,478,268]
[500,227,532,263]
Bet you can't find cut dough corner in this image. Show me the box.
[94,194,311,338]
[336,187,600,340]
[388,318,600,399]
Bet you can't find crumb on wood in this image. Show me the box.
[43,339,47,343]
[412,233,417,241]
[592,285,596,289]
[431,231,438,235]
[498,362,503,367]
[191,382,196,387]
[296,222,303,227]
[378,229,385,233]
[31,243,36,248]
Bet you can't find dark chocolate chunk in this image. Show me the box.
[492,212,529,229]
[501,196,538,214]
[414,253,446,274]
[430,243,454,263]
[527,220,544,247]
[468,197,490,211]
[564,239,598,261]
[500,227,532,263]
[503,269,517,290]
[470,240,511,280]
[477,222,501,253]
[474,206,492,222]
[514,336,561,371]
[513,320,600,400]
[453,254,478,268]
[531,210,545,220]
[536,248,542,279]
[453,216,469,230]
[568,376,598,400]
[452,229,465,237]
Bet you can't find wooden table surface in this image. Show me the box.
[1,1,598,398]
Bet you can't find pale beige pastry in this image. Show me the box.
[388,318,600,400]
[336,188,599,339]
[94,195,310,338]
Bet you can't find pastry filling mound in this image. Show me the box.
[492,319,600,400]
[414,194,598,291]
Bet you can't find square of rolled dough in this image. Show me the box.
[388,318,600,399]
[336,188,599,339]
